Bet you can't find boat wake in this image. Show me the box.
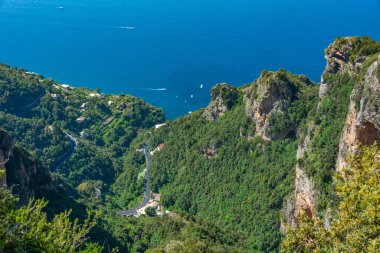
[116,26,136,30]
[146,88,167,91]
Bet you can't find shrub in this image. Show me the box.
[282,145,380,253]
[145,206,157,217]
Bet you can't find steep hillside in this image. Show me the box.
[1,36,379,252]
[0,64,164,190]
[0,129,53,203]
[113,36,380,252]
[113,70,319,251]
[291,37,380,225]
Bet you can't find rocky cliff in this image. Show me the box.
[0,129,54,203]
[336,54,380,171]
[244,70,314,140]
[320,36,376,98]
[292,36,380,224]
[203,83,238,120]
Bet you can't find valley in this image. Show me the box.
[0,36,380,252]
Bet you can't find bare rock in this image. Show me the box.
[0,129,54,203]
[203,83,238,120]
[336,55,380,172]
[244,70,308,140]
[320,37,376,98]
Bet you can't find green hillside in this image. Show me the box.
[1,36,380,252]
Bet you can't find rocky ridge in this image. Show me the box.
[0,129,54,203]
[203,83,238,121]
[292,37,380,225]
[244,70,313,141]
[336,54,380,171]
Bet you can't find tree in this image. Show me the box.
[0,187,103,253]
[282,145,380,252]
[145,206,157,217]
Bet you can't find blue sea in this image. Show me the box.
[0,0,380,118]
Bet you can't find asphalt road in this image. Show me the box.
[17,91,77,171]
[18,91,45,115]
[51,131,77,171]
[118,144,151,217]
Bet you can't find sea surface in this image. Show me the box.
[1,0,380,118]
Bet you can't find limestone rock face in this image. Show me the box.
[292,38,380,223]
[283,124,317,227]
[294,124,316,218]
[320,37,369,98]
[203,83,238,121]
[0,130,54,203]
[0,130,14,185]
[336,55,380,171]
[244,70,307,140]
[293,37,360,221]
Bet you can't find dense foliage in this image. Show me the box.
[0,64,164,190]
[0,64,45,112]
[98,211,247,253]
[112,74,319,252]
[325,36,380,62]
[0,112,70,168]
[0,184,102,253]
[1,37,379,252]
[282,145,380,253]
[300,72,356,209]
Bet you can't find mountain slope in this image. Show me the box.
[0,36,379,252]
[0,129,54,203]
[113,36,380,252]
[0,64,164,190]
[113,70,319,251]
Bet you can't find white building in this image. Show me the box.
[89,93,101,98]
[76,116,86,123]
[61,84,72,90]
[155,123,166,129]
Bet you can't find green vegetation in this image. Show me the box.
[259,71,318,139]
[0,64,45,112]
[282,145,380,253]
[325,36,380,62]
[212,83,239,109]
[99,212,246,252]
[0,64,164,190]
[112,72,320,252]
[145,206,157,217]
[0,112,70,168]
[300,72,356,209]
[1,37,379,252]
[0,186,102,253]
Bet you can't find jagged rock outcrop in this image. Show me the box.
[320,37,376,98]
[285,124,317,227]
[203,83,238,120]
[294,125,317,219]
[292,37,380,223]
[336,54,380,171]
[0,129,54,203]
[0,130,14,185]
[244,70,312,140]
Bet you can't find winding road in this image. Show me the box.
[16,89,154,217]
[18,91,45,115]
[51,131,77,171]
[118,144,151,217]
[17,90,77,171]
